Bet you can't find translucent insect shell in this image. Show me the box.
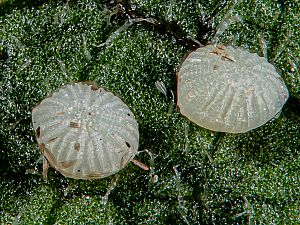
[32,82,139,179]
[177,44,289,133]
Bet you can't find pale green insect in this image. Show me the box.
[32,82,139,179]
[177,44,289,133]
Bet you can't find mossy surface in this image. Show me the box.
[1,0,299,224]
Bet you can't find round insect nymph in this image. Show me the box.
[177,44,289,133]
[32,82,139,179]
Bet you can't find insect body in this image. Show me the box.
[177,44,289,133]
[32,82,139,179]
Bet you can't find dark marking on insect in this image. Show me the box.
[85,172,109,179]
[70,121,80,128]
[38,143,46,153]
[91,84,98,91]
[210,48,224,56]
[211,45,236,62]
[217,45,226,50]
[60,160,77,169]
[48,137,58,142]
[177,105,181,112]
[125,142,131,148]
[221,55,235,62]
[88,112,92,115]
[35,127,41,139]
[74,143,80,151]
[43,146,57,168]
[127,113,131,116]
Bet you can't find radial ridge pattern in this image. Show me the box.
[177,45,289,133]
[32,82,139,179]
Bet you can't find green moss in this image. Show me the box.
[0,0,299,224]
[55,196,127,224]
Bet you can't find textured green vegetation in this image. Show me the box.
[0,0,299,224]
